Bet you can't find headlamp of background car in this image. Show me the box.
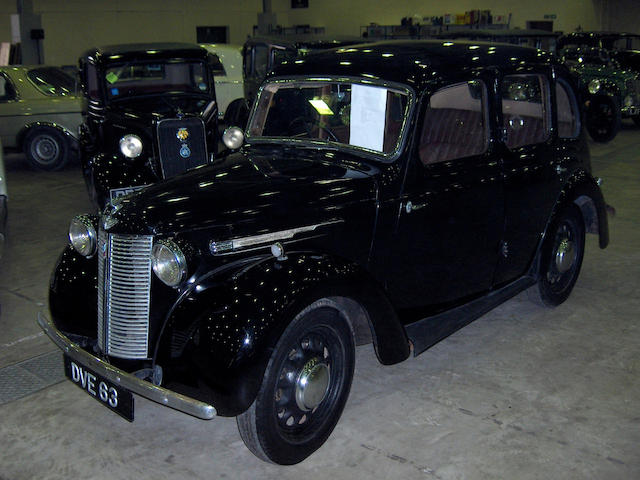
[588,79,601,95]
[152,239,188,287]
[624,95,634,107]
[119,134,143,158]
[69,215,97,257]
[222,126,244,150]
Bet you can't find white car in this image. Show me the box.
[200,44,245,125]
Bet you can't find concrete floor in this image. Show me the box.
[0,124,638,479]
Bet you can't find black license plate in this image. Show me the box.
[64,354,134,422]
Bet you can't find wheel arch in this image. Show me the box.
[17,121,78,151]
[155,251,410,416]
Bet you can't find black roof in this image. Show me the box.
[270,40,556,89]
[245,35,364,52]
[80,43,209,65]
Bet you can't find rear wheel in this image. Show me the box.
[23,126,70,171]
[237,302,355,465]
[530,204,585,307]
[586,96,621,143]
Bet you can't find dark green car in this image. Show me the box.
[561,46,640,142]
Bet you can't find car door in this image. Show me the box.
[492,70,574,286]
[385,78,504,311]
[0,72,21,146]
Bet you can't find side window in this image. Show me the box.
[501,74,550,149]
[243,47,253,77]
[556,79,580,138]
[418,80,488,165]
[253,45,269,79]
[0,75,16,102]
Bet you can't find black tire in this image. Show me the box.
[236,302,355,465]
[23,127,70,171]
[530,204,585,307]
[632,115,640,127]
[586,96,621,143]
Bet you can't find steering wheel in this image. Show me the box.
[288,117,339,142]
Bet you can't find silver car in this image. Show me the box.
[0,66,82,170]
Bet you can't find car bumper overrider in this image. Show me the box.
[37,312,217,420]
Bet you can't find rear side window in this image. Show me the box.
[418,80,488,165]
[501,74,550,149]
[556,79,580,138]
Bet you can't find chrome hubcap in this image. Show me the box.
[295,357,330,411]
[33,136,59,162]
[555,236,575,273]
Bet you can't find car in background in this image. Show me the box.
[558,32,640,71]
[0,139,6,259]
[0,66,82,170]
[41,41,609,464]
[560,46,640,142]
[78,43,220,208]
[200,44,244,126]
[237,35,363,127]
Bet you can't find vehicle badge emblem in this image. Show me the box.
[102,214,118,230]
[176,128,189,141]
[179,144,191,158]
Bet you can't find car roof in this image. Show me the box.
[246,35,364,51]
[80,43,209,64]
[270,40,556,89]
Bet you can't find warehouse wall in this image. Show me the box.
[0,0,637,66]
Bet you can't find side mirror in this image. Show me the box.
[222,126,244,150]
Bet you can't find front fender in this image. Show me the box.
[155,251,409,416]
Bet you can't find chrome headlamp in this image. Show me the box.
[69,215,97,257]
[588,79,601,95]
[151,239,187,287]
[119,134,143,158]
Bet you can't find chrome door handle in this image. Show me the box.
[404,201,427,214]
[556,165,567,174]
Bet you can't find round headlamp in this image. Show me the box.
[588,79,601,95]
[222,126,244,150]
[119,134,143,158]
[152,239,187,287]
[69,215,97,257]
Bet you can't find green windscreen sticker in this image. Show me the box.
[106,72,119,84]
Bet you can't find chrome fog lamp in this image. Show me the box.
[152,239,188,287]
[119,134,143,158]
[69,215,97,257]
[588,79,601,95]
[222,126,244,150]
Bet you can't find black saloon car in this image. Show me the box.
[40,41,609,465]
[78,43,220,207]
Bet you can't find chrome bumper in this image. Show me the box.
[37,312,217,420]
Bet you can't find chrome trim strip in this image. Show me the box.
[209,220,342,254]
[37,312,217,420]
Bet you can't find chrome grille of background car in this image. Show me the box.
[97,229,153,359]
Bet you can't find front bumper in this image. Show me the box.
[37,312,217,420]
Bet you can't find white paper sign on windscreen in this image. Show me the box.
[350,84,387,152]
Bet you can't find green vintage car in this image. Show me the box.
[561,46,640,142]
[0,66,82,170]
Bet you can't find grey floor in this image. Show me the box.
[0,124,638,479]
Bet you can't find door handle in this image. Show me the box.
[556,165,567,174]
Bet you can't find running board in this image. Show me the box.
[404,276,536,357]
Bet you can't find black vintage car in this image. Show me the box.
[78,43,220,208]
[40,41,609,465]
[558,31,640,71]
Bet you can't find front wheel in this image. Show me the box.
[236,302,355,465]
[586,96,621,143]
[530,204,585,307]
[23,126,70,171]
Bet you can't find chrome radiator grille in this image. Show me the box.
[97,230,153,359]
